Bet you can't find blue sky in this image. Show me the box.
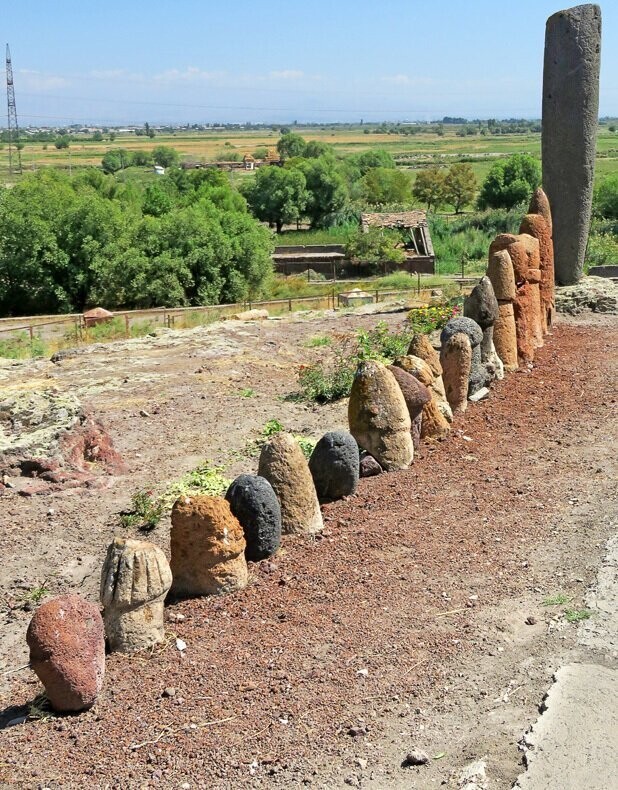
[2,1,616,125]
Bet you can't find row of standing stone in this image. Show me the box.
[25,188,556,713]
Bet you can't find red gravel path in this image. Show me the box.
[1,318,616,789]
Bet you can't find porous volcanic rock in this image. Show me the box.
[440,332,473,414]
[440,317,489,396]
[26,594,105,712]
[487,248,517,302]
[490,233,544,361]
[407,333,442,378]
[170,496,248,598]
[521,190,555,333]
[225,474,282,561]
[464,277,499,330]
[387,364,431,449]
[393,355,450,440]
[258,433,323,535]
[309,431,359,503]
[529,185,553,232]
[359,451,383,477]
[487,249,518,371]
[348,360,413,470]
[464,277,503,380]
[543,4,601,284]
[100,538,172,653]
[440,316,484,348]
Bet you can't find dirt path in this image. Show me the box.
[0,310,616,789]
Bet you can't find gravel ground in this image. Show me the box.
[0,310,616,789]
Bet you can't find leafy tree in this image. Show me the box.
[353,149,396,174]
[360,167,411,206]
[304,140,331,158]
[593,174,618,219]
[0,167,273,316]
[295,155,349,227]
[101,149,131,173]
[54,135,70,150]
[413,167,446,211]
[443,163,477,213]
[152,145,180,168]
[92,131,104,142]
[143,185,173,217]
[276,132,307,161]
[345,227,405,264]
[477,153,541,210]
[253,146,269,159]
[131,149,153,167]
[243,166,308,232]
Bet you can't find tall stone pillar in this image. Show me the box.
[542,4,601,285]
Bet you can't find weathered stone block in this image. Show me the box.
[170,496,248,598]
[543,4,601,284]
[100,538,172,653]
[348,360,413,470]
[258,433,323,535]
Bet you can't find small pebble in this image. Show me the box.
[525,615,537,625]
[162,687,176,698]
[403,749,430,766]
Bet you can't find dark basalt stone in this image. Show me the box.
[225,474,281,561]
[309,431,359,503]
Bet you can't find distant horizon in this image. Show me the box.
[2,1,616,126]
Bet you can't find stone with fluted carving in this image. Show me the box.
[100,537,172,653]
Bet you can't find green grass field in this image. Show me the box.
[2,125,617,185]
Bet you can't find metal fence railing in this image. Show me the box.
[0,281,470,357]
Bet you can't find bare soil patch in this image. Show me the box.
[0,310,616,789]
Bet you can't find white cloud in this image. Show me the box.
[269,70,304,80]
[18,69,69,91]
[153,67,225,84]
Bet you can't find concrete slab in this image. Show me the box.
[515,663,617,790]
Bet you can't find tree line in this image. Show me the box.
[0,168,272,317]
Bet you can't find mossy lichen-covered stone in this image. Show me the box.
[348,360,413,470]
[258,433,323,535]
[309,431,359,503]
[170,496,248,598]
[226,474,281,561]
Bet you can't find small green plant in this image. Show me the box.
[304,335,332,348]
[119,489,164,531]
[356,320,413,362]
[262,418,285,437]
[298,358,355,403]
[295,436,317,460]
[162,462,231,508]
[85,317,127,342]
[20,584,49,607]
[564,608,593,623]
[239,388,256,398]
[407,304,459,335]
[543,593,571,606]
[28,693,55,722]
